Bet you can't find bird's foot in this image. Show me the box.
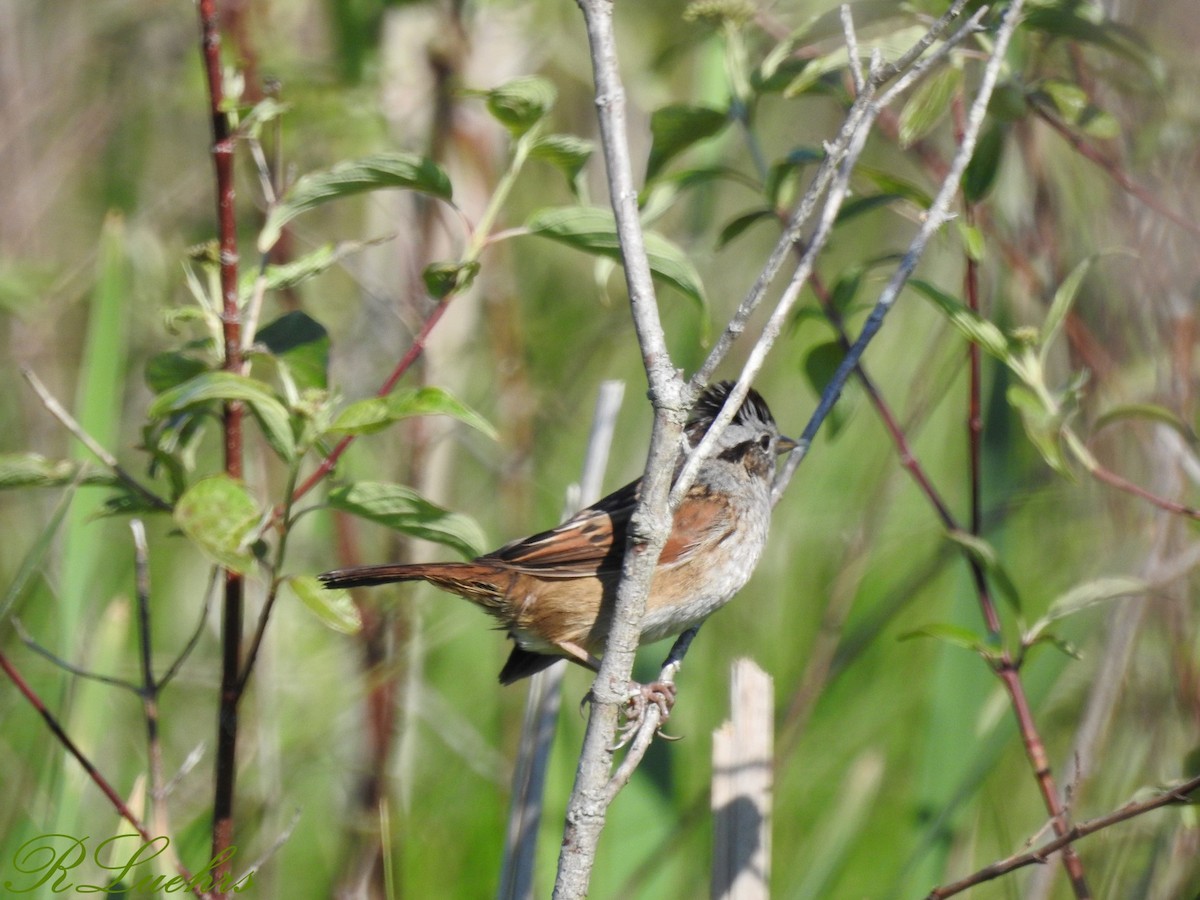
[612,680,680,750]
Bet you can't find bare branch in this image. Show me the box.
[928,775,1200,898]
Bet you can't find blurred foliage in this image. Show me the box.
[1,0,1200,898]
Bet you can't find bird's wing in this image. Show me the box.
[485,479,726,578]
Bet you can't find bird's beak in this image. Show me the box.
[776,435,799,455]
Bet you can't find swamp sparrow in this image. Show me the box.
[320,381,795,686]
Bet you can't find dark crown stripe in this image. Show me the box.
[687,380,776,435]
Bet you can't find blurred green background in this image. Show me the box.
[1,0,1198,897]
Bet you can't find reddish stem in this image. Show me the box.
[291,295,452,503]
[955,93,1090,894]
[0,651,203,894]
[198,2,244,893]
[1034,106,1200,239]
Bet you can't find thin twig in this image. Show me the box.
[0,649,203,895]
[773,0,1016,502]
[21,367,170,512]
[1032,105,1200,239]
[130,520,188,883]
[159,567,220,689]
[841,5,865,95]
[682,6,987,505]
[928,775,1200,898]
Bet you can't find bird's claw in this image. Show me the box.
[611,681,679,750]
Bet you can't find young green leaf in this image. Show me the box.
[1024,575,1146,646]
[897,65,962,147]
[242,239,384,298]
[899,623,992,657]
[174,475,261,573]
[422,260,481,300]
[288,575,362,635]
[0,454,111,489]
[327,482,488,561]
[259,153,452,252]
[909,280,1012,362]
[1007,383,1070,475]
[716,208,775,249]
[1040,257,1093,364]
[945,529,1023,615]
[145,352,210,394]
[962,122,1005,203]
[483,76,557,138]
[328,386,497,439]
[645,104,729,182]
[1093,403,1197,445]
[526,206,706,309]
[530,133,594,190]
[149,371,296,461]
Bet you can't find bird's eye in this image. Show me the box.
[759,434,771,450]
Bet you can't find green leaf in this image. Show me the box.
[988,81,1028,122]
[327,482,488,560]
[288,574,361,635]
[174,475,261,573]
[802,341,857,437]
[1094,403,1196,445]
[910,280,1012,362]
[958,222,986,261]
[945,529,1023,615]
[530,133,594,190]
[145,352,210,394]
[0,454,112,490]
[898,65,961,147]
[1036,79,1089,121]
[482,76,556,138]
[836,194,904,225]
[256,311,330,391]
[1007,383,1069,475]
[422,260,481,300]
[1024,631,1082,661]
[716,209,775,249]
[1024,576,1146,647]
[857,167,933,209]
[645,104,729,182]
[526,206,706,309]
[243,239,384,298]
[962,122,1005,203]
[899,623,991,656]
[236,97,290,138]
[329,386,497,439]
[149,371,296,461]
[1040,257,1092,363]
[259,153,452,252]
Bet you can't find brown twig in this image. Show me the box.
[1085,457,1200,519]
[1032,105,1200,239]
[955,88,1091,896]
[928,774,1200,898]
[0,648,203,895]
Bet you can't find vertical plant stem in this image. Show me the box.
[197,2,244,892]
[956,96,1090,898]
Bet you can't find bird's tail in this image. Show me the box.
[318,564,510,613]
[318,562,469,590]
